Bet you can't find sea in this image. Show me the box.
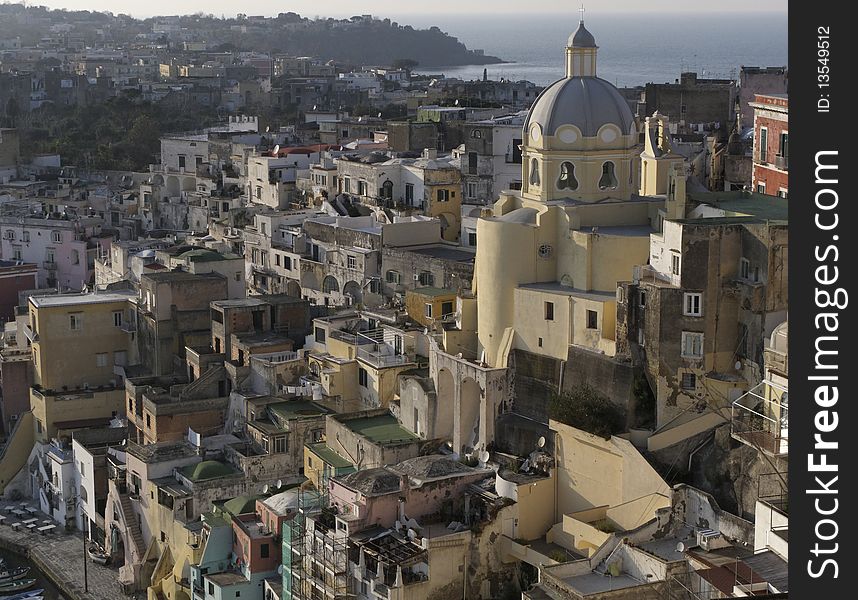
[406,12,788,87]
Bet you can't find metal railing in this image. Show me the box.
[731,380,788,456]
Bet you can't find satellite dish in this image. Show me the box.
[272,144,280,155]
[377,112,382,118]
[277,565,283,575]
[276,479,283,489]
[734,361,742,370]
[676,542,686,553]
[537,436,546,448]
[265,126,270,133]
[454,99,459,106]
[478,450,490,464]
[312,105,317,111]
[263,484,269,494]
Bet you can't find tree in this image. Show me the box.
[549,384,626,439]
[391,58,419,71]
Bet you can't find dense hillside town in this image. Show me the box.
[0,5,789,600]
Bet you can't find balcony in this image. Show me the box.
[774,154,788,170]
[731,380,788,456]
[43,261,57,270]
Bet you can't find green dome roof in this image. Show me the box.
[224,495,261,516]
[182,460,235,482]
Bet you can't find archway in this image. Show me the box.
[286,280,302,297]
[322,276,340,294]
[434,368,455,440]
[460,378,482,453]
[343,281,362,305]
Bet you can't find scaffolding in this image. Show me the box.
[286,473,350,600]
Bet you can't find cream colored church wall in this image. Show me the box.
[512,288,571,361]
[589,233,651,292]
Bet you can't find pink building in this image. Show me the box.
[232,513,281,577]
[328,455,491,535]
[0,215,112,290]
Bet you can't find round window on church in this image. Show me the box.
[557,127,579,144]
[538,244,553,259]
[530,124,542,143]
[600,127,618,143]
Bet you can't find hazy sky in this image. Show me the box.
[22,0,787,19]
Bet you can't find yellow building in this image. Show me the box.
[472,20,674,368]
[26,291,135,441]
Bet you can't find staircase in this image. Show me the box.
[118,492,146,558]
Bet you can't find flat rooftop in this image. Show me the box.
[687,191,788,223]
[403,245,475,262]
[560,572,644,595]
[269,400,330,421]
[307,442,354,469]
[30,290,135,308]
[345,414,419,445]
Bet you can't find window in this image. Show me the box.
[418,271,433,286]
[468,152,478,174]
[681,373,696,390]
[740,258,750,280]
[468,231,477,247]
[22,230,29,242]
[260,543,270,558]
[558,162,578,190]
[208,583,214,595]
[599,161,618,190]
[113,311,123,327]
[3,230,13,241]
[69,314,82,331]
[671,253,681,276]
[424,303,433,318]
[51,231,62,243]
[71,249,79,264]
[681,332,704,358]
[756,182,766,194]
[758,127,768,163]
[357,180,367,196]
[255,186,262,199]
[46,249,55,264]
[235,271,242,282]
[386,270,401,284]
[347,255,356,269]
[683,293,702,316]
[405,183,414,204]
[777,189,788,199]
[441,301,454,316]
[738,323,749,357]
[544,302,554,321]
[178,155,186,169]
[314,327,326,344]
[343,177,352,193]
[436,189,451,202]
[146,413,152,428]
[358,367,368,388]
[778,132,788,162]
[529,159,540,186]
[381,180,393,199]
[12,246,21,261]
[467,182,478,199]
[586,310,598,329]
[273,436,286,453]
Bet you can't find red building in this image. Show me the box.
[751,94,788,197]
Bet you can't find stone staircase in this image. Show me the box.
[118,492,146,558]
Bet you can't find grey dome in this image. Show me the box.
[568,21,596,48]
[524,76,636,138]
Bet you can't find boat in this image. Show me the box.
[0,589,44,600]
[0,580,36,594]
[87,541,110,565]
[0,568,29,584]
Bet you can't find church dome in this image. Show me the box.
[524,76,636,139]
[568,21,596,48]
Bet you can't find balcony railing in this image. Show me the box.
[731,380,788,456]
[774,154,788,170]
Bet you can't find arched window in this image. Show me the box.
[529,159,540,186]
[381,180,393,200]
[471,130,482,139]
[599,161,618,190]
[557,162,578,191]
[322,276,339,293]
